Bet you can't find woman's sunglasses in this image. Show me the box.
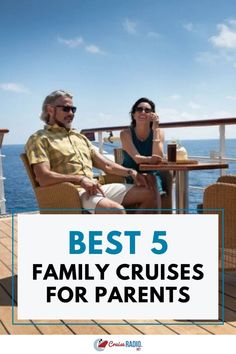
[55,105,77,113]
[135,107,152,113]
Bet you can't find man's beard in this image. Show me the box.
[54,115,73,129]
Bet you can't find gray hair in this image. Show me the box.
[40,90,73,123]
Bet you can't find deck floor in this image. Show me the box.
[1,215,236,335]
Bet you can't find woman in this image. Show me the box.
[120,97,164,209]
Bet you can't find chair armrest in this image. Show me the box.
[203,182,236,249]
[217,175,236,184]
[203,182,236,209]
[99,174,125,184]
[35,182,82,213]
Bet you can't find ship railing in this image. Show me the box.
[81,117,236,163]
[0,129,9,215]
[81,117,236,191]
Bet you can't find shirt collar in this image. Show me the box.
[44,123,76,133]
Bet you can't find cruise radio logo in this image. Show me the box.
[93,338,143,351]
[94,339,108,351]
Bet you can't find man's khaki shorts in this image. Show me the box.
[79,183,134,212]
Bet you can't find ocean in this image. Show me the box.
[2,139,236,213]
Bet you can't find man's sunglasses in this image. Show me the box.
[135,107,152,113]
[55,105,77,113]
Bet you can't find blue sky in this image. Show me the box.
[1,0,236,144]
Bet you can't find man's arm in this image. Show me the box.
[33,161,84,186]
[92,150,149,187]
[33,161,105,197]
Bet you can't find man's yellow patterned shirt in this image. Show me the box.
[25,124,95,179]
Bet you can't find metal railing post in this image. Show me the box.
[219,125,226,176]
[98,132,103,154]
[0,130,9,215]
[0,149,6,214]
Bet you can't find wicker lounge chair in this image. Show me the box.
[21,153,83,214]
[203,175,236,270]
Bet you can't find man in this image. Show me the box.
[25,90,158,214]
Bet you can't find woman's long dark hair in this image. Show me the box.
[130,97,156,128]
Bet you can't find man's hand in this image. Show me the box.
[127,170,148,189]
[129,170,157,191]
[80,177,105,198]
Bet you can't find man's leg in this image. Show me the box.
[122,184,159,213]
[95,197,125,214]
[94,183,136,214]
[145,174,161,211]
[80,183,158,214]
[79,184,130,214]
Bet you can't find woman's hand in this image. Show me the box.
[150,113,160,130]
[148,155,163,164]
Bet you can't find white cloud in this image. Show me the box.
[147,31,161,39]
[57,36,84,48]
[212,110,233,117]
[183,23,194,32]
[194,20,236,67]
[123,18,137,34]
[188,101,201,109]
[228,19,236,26]
[0,83,29,93]
[159,108,179,121]
[195,20,236,68]
[99,112,112,121]
[195,82,208,90]
[195,51,221,64]
[58,36,105,54]
[169,94,181,100]
[226,95,236,100]
[209,21,236,49]
[159,108,198,122]
[182,22,203,34]
[85,44,105,54]
[180,111,196,120]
